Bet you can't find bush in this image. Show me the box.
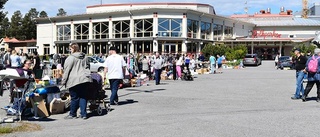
[202,43,247,61]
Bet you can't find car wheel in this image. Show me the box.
[98,67,104,72]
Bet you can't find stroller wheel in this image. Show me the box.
[97,106,103,115]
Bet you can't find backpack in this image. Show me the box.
[308,56,320,73]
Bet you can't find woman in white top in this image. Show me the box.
[10,50,21,68]
[274,53,280,69]
[189,54,196,75]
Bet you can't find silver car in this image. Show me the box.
[88,56,105,72]
[243,54,262,66]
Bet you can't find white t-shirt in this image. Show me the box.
[104,54,126,79]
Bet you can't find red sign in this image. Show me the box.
[252,30,281,39]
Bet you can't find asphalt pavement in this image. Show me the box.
[1,61,320,137]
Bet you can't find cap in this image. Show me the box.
[109,46,116,51]
[294,48,301,52]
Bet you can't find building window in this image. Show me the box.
[158,18,182,37]
[187,19,198,38]
[74,23,89,40]
[224,26,233,37]
[134,19,153,37]
[113,20,130,38]
[213,24,223,36]
[93,22,109,39]
[28,48,37,54]
[57,25,71,41]
[43,44,50,55]
[201,22,211,40]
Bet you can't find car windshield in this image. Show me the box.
[279,56,290,61]
[245,55,256,58]
[90,57,104,63]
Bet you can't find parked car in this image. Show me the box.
[88,56,105,72]
[243,54,262,66]
[277,56,293,70]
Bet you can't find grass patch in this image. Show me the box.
[0,122,42,135]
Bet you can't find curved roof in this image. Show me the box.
[87,2,212,8]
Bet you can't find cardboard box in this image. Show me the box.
[30,96,50,117]
[49,98,65,114]
[52,69,64,78]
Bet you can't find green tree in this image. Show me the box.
[57,8,67,16]
[9,10,23,39]
[1,16,10,37]
[0,0,8,38]
[39,10,48,18]
[21,8,39,39]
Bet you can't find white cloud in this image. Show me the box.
[2,0,304,18]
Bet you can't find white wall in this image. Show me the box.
[37,24,54,55]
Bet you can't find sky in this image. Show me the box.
[2,0,318,18]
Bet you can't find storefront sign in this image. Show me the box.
[252,30,281,39]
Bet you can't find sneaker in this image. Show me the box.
[64,115,77,119]
[302,96,307,102]
[80,116,88,120]
[291,96,301,100]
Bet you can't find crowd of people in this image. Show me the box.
[1,45,228,120]
[0,48,41,75]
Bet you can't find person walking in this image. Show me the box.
[176,54,183,79]
[302,48,320,102]
[152,52,164,85]
[3,48,11,68]
[217,55,223,73]
[10,50,21,68]
[104,46,126,105]
[275,53,280,69]
[62,43,92,119]
[291,48,308,100]
[184,54,190,70]
[142,56,149,74]
[209,54,216,74]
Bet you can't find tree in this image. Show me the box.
[39,10,48,18]
[0,0,8,38]
[57,8,67,16]
[9,10,23,40]
[1,17,10,37]
[21,8,39,39]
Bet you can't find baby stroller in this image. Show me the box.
[181,69,194,81]
[87,73,110,115]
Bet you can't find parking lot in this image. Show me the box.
[1,61,320,137]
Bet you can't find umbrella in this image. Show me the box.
[0,68,27,80]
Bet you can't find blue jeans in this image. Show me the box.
[295,71,305,98]
[211,64,216,73]
[69,83,88,117]
[155,69,162,84]
[109,79,121,103]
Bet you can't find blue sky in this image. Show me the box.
[2,0,317,18]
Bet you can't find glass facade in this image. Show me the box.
[158,18,182,37]
[93,22,109,39]
[213,24,223,36]
[57,25,71,41]
[224,26,233,37]
[187,19,198,38]
[113,20,130,38]
[201,22,211,40]
[134,19,153,37]
[74,23,89,40]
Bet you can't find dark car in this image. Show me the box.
[277,56,293,69]
[243,54,262,66]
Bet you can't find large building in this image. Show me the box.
[231,7,320,59]
[36,3,320,60]
[36,3,254,55]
